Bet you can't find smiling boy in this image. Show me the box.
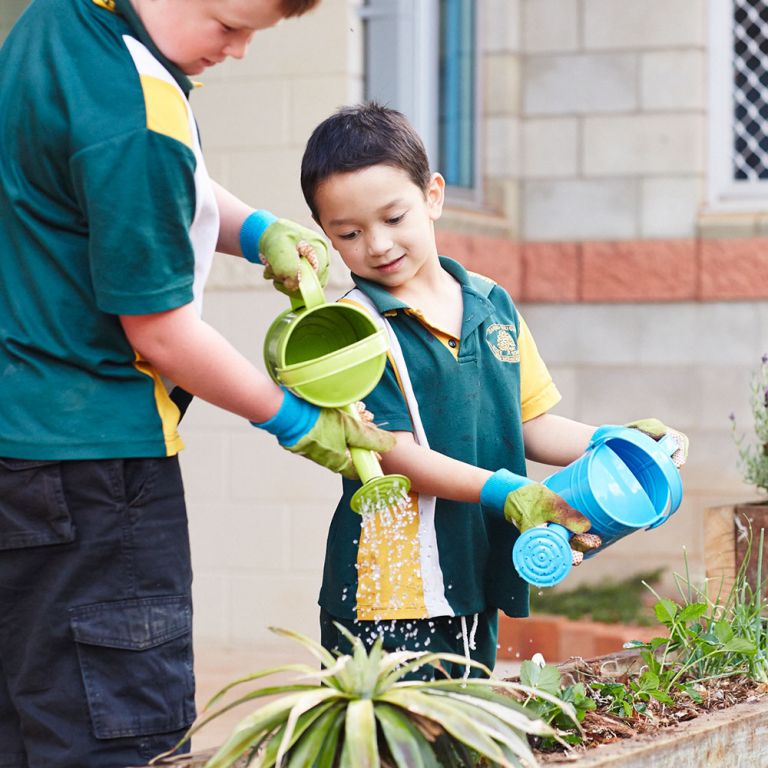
[0,3,393,766]
[300,103,688,678]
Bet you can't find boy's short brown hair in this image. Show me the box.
[281,0,321,18]
[301,102,432,220]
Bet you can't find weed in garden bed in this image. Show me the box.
[517,531,768,760]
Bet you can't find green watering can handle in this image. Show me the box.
[289,256,326,312]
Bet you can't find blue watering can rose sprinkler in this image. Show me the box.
[512,425,685,588]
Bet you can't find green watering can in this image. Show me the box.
[264,258,410,513]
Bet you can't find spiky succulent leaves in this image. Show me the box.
[341,698,379,767]
[280,704,345,768]
[376,651,493,692]
[381,688,519,765]
[375,703,442,768]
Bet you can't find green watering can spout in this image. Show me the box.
[264,256,411,513]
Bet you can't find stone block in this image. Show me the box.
[228,574,321,646]
[522,0,580,53]
[641,50,707,111]
[484,0,521,53]
[700,238,768,299]
[485,116,521,178]
[525,53,638,115]
[583,114,705,176]
[288,504,335,572]
[194,80,291,150]
[522,118,579,178]
[581,239,698,301]
[522,241,580,302]
[484,54,521,116]
[226,148,307,221]
[584,0,706,50]
[289,77,351,145]
[524,179,638,240]
[641,177,705,238]
[188,501,290,571]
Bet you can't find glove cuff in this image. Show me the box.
[240,210,278,264]
[480,469,533,510]
[251,388,320,447]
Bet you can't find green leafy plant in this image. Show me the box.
[518,659,595,748]
[158,626,580,768]
[593,533,768,716]
[731,353,768,493]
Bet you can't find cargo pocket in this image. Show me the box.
[0,458,74,550]
[69,595,195,739]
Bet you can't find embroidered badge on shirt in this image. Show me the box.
[486,323,520,363]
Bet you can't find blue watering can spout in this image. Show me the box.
[512,426,684,588]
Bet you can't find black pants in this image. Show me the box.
[0,456,195,768]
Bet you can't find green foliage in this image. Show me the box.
[530,570,663,625]
[732,354,768,493]
[589,532,768,718]
[157,626,580,768]
[518,661,595,748]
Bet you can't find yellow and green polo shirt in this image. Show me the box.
[0,0,219,459]
[319,257,561,621]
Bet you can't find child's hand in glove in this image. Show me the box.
[240,210,330,293]
[481,469,601,565]
[624,418,689,468]
[252,389,394,479]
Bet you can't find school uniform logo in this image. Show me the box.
[486,324,520,363]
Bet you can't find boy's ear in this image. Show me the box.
[426,173,446,221]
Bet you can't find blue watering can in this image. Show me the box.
[512,426,684,588]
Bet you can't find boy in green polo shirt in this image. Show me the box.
[300,102,688,678]
[0,2,393,766]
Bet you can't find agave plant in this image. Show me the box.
[159,625,578,768]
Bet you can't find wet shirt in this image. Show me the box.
[319,257,561,621]
[0,0,219,459]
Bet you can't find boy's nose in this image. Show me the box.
[367,230,393,257]
[224,32,254,60]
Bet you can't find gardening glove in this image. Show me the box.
[252,388,395,479]
[240,210,330,293]
[481,470,602,565]
[623,418,689,468]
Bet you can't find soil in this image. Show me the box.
[524,655,768,763]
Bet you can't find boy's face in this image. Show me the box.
[314,165,445,291]
[131,0,285,75]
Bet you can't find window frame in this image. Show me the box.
[360,0,483,207]
[708,0,768,210]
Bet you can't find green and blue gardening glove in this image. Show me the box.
[481,470,602,564]
[252,388,395,479]
[624,418,689,468]
[240,210,330,293]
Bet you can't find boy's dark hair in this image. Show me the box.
[281,0,322,18]
[301,102,432,220]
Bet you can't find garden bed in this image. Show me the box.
[529,651,768,765]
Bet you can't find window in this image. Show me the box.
[709,0,768,207]
[361,0,480,201]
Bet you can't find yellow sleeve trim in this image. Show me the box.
[139,75,192,148]
[518,314,562,421]
[92,0,116,10]
[133,354,185,456]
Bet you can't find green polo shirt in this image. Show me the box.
[320,257,561,621]
[0,0,219,459]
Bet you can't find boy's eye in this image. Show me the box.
[339,231,359,241]
[220,22,236,32]
[386,213,405,225]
